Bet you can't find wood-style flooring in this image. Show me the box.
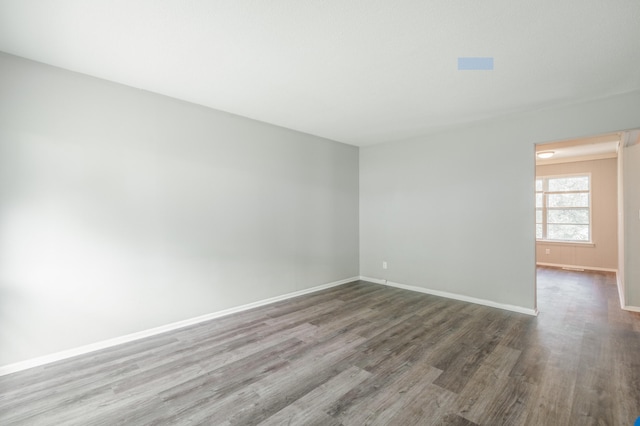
[1,267,639,425]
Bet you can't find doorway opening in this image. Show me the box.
[534,132,623,312]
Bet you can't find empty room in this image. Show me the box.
[1,1,639,425]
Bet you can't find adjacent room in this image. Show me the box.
[1,1,639,425]
[535,134,620,274]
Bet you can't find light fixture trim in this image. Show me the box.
[537,151,555,159]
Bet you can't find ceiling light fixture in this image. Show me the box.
[537,151,554,159]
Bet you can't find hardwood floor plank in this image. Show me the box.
[432,313,512,393]
[156,337,304,406]
[610,328,640,424]
[381,383,459,426]
[435,413,480,426]
[507,333,551,385]
[523,324,581,425]
[224,334,367,425]
[334,362,442,425]
[475,376,534,425]
[257,365,370,426]
[455,346,522,424]
[523,364,576,426]
[569,324,617,425]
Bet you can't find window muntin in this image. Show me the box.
[536,174,590,242]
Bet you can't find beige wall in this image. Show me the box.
[536,158,618,270]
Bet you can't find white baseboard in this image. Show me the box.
[359,276,538,316]
[536,262,617,273]
[359,276,386,285]
[0,276,359,377]
[612,273,640,312]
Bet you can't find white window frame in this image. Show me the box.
[536,172,592,243]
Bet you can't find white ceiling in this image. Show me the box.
[535,133,620,165]
[1,1,639,146]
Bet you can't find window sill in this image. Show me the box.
[536,240,595,248]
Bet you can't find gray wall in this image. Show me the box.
[360,90,640,311]
[0,53,359,366]
[623,141,640,307]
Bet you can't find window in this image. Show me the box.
[536,174,590,242]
